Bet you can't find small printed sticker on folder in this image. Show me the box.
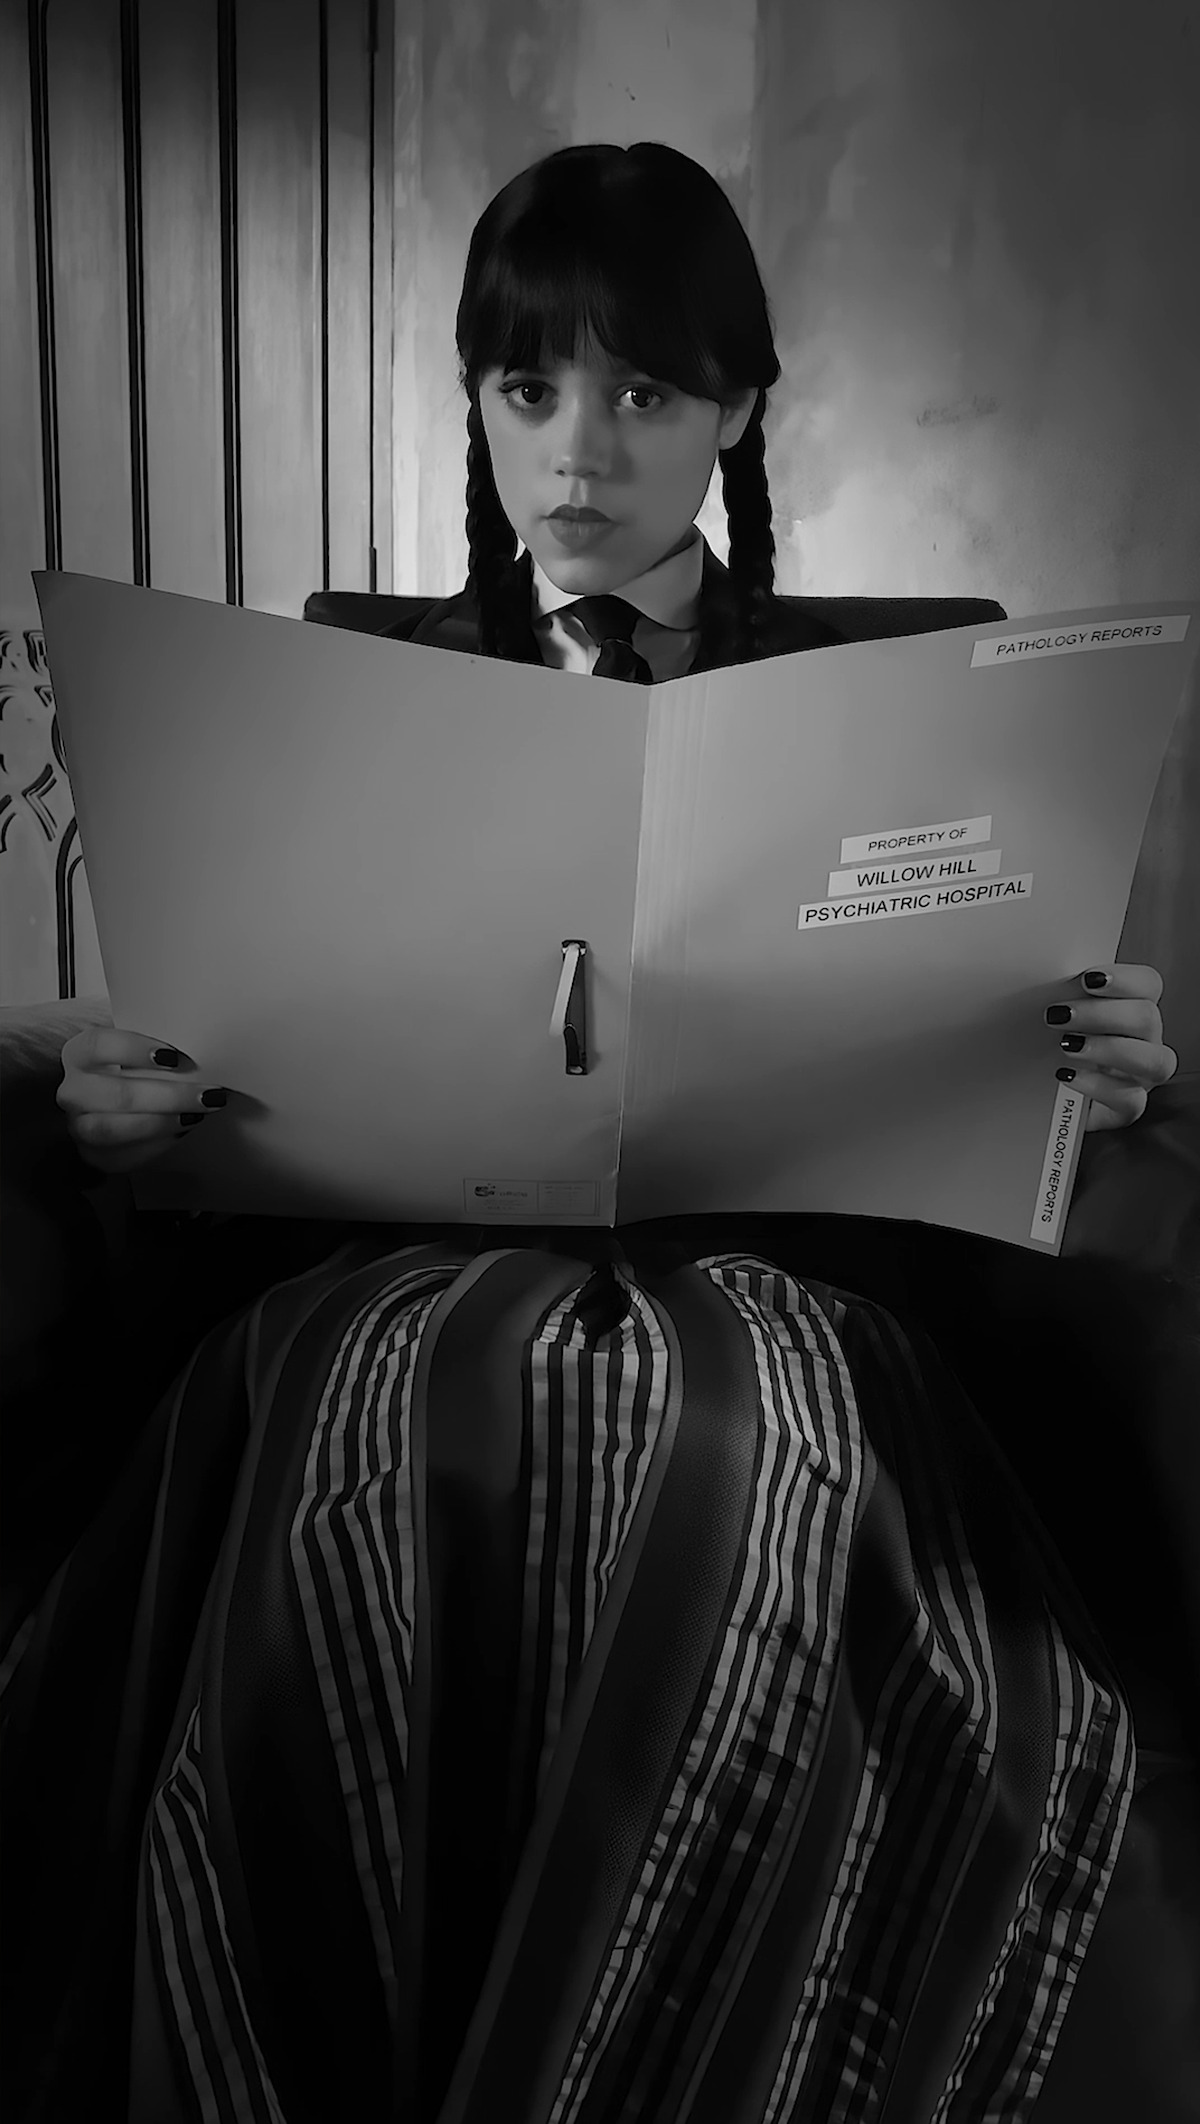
[828,849,1002,895]
[972,615,1190,668]
[463,1179,599,1216]
[1030,1085,1087,1243]
[538,1181,598,1215]
[464,1179,539,1214]
[839,816,992,863]
[799,873,1032,929]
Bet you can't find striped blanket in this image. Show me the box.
[1,1236,1134,2123]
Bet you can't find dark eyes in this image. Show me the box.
[499,380,665,416]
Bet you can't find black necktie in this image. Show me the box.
[569,595,654,683]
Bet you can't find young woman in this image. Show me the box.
[4,143,1183,2124]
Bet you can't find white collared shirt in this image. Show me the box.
[527,523,704,682]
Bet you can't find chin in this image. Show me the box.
[532,532,625,578]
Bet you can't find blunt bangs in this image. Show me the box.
[458,160,734,406]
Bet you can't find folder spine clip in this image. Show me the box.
[551,940,589,1075]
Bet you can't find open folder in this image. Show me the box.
[33,573,1197,1253]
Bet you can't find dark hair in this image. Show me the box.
[456,142,782,666]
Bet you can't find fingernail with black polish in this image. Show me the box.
[1056,1067,1076,1082]
[152,1046,181,1068]
[1082,970,1109,989]
[1046,1005,1071,1025]
[180,1113,206,1128]
[200,1087,227,1109]
[1060,1034,1085,1052]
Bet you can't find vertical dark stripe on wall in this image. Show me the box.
[27,0,62,571]
[318,0,330,592]
[367,0,378,592]
[119,0,151,584]
[29,0,73,997]
[217,0,244,605]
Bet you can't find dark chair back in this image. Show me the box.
[302,588,1007,639]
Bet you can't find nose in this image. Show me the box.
[552,391,618,479]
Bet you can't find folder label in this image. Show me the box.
[972,614,1190,668]
[839,816,992,862]
[463,1179,599,1217]
[799,873,1033,928]
[465,1179,539,1213]
[828,848,1003,895]
[1030,1087,1087,1242]
[538,1181,599,1215]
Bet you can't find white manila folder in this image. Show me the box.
[618,605,1196,1250]
[33,575,1197,1253]
[34,573,645,1225]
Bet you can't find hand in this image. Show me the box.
[57,1025,228,1173]
[1046,964,1177,1132]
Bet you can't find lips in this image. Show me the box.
[549,508,611,523]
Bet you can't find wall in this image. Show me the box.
[400,0,1200,611]
[0,0,386,1002]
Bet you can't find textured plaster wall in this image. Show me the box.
[401,0,1200,612]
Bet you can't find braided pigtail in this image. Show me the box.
[465,395,526,660]
[716,400,778,665]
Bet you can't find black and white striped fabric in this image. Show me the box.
[1,1234,1134,2123]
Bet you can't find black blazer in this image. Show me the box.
[304,538,1008,660]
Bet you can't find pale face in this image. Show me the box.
[477,336,757,594]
